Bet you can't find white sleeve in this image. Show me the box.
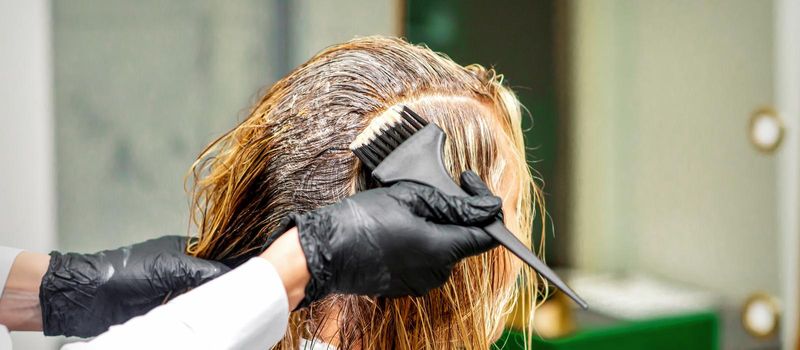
[0,246,23,296]
[61,257,290,350]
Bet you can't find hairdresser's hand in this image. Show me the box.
[273,170,501,307]
[39,236,230,338]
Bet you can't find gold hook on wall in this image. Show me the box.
[749,107,785,154]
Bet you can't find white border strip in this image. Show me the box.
[0,0,57,349]
[776,0,800,348]
[0,0,55,250]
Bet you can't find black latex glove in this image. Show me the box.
[40,236,230,337]
[273,170,502,308]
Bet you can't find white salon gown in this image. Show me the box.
[0,247,290,350]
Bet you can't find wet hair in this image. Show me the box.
[187,36,544,349]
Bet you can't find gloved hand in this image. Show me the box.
[273,170,502,308]
[40,236,230,337]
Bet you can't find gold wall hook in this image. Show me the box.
[749,107,785,154]
[742,292,781,339]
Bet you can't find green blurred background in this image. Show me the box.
[407,0,568,264]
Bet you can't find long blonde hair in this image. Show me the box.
[188,36,545,349]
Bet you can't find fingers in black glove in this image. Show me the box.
[461,169,505,222]
[391,181,501,226]
[460,170,494,197]
[433,223,497,260]
[277,171,504,307]
[151,237,231,291]
[40,236,230,337]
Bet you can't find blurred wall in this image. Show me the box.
[0,0,55,254]
[53,0,397,253]
[53,1,280,252]
[569,0,778,303]
[289,0,397,67]
[0,0,60,349]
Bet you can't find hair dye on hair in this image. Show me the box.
[187,36,546,349]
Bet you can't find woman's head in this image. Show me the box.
[188,36,543,349]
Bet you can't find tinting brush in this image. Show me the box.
[350,105,588,309]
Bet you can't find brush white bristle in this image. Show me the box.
[349,105,404,150]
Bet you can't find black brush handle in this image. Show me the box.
[483,220,588,309]
[370,124,588,309]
